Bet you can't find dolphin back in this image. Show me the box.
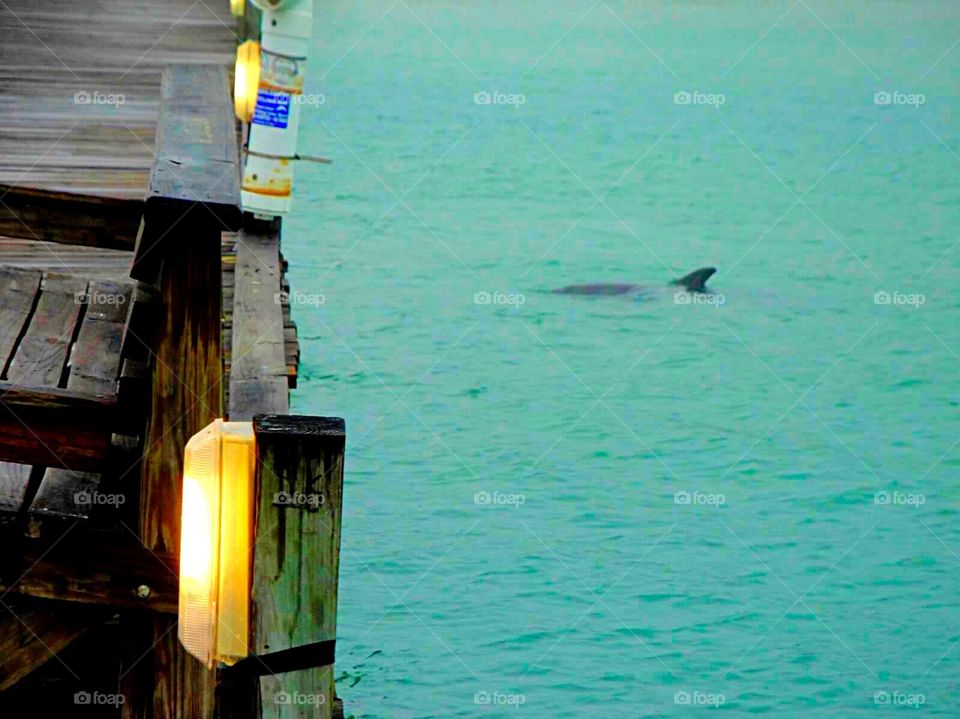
[552,283,639,296]
[672,267,716,292]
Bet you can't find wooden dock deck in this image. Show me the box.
[0,3,333,718]
[0,0,300,526]
[0,0,236,199]
[0,0,241,524]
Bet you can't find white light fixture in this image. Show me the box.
[178,420,255,668]
[240,0,313,217]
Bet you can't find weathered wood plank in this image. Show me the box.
[0,383,117,416]
[146,65,241,226]
[0,0,235,202]
[0,267,41,372]
[131,65,241,282]
[221,228,300,402]
[0,605,94,692]
[249,415,346,719]
[0,273,86,513]
[0,540,178,614]
[228,228,289,420]
[67,279,131,391]
[0,0,237,706]
[0,464,31,516]
[0,238,133,281]
[0,184,141,250]
[4,273,85,387]
[32,281,132,517]
[229,378,289,418]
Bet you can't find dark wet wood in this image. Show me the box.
[141,231,223,553]
[117,358,149,424]
[0,184,141,249]
[132,223,223,719]
[0,605,94,692]
[120,281,162,363]
[0,540,178,614]
[0,384,117,473]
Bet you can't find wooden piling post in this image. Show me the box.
[122,224,223,719]
[249,415,345,719]
[121,64,241,719]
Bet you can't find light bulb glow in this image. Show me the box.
[234,41,260,122]
[178,420,255,668]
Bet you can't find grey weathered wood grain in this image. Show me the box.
[250,415,346,719]
[228,229,290,420]
[0,267,42,371]
[32,281,133,517]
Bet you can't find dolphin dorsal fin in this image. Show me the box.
[672,267,716,292]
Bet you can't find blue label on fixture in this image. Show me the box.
[252,91,290,129]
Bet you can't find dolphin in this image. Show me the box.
[552,267,717,296]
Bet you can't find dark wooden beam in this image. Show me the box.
[0,184,142,250]
[0,541,178,614]
[131,65,242,282]
[0,384,117,471]
[146,65,241,226]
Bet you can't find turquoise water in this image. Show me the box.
[284,2,960,716]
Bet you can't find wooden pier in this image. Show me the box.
[0,2,341,717]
